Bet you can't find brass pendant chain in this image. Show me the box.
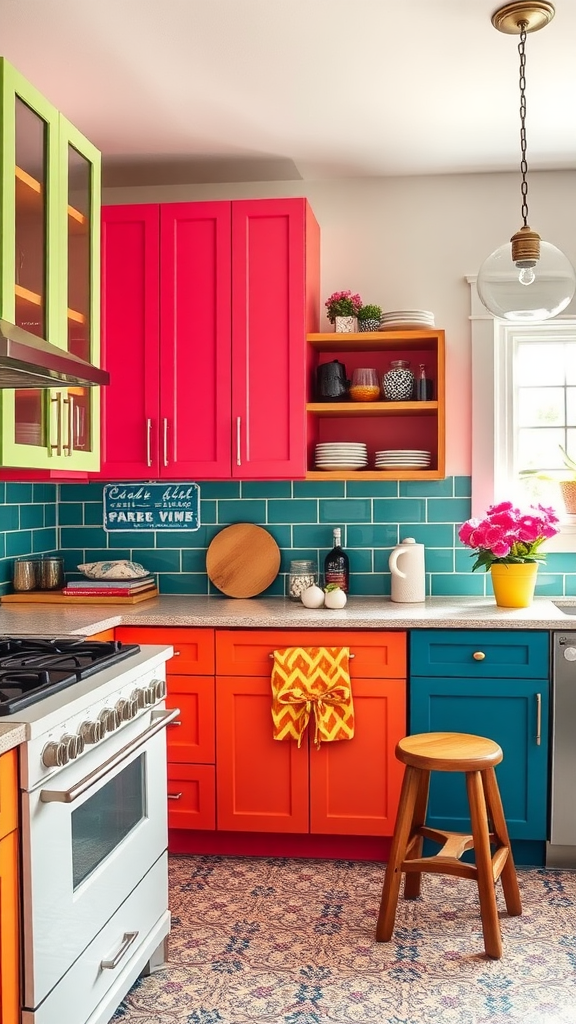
[518,22,529,228]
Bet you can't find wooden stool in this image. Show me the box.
[376,732,522,959]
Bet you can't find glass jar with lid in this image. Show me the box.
[382,359,415,401]
[287,559,318,601]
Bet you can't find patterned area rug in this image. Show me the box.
[112,855,576,1024]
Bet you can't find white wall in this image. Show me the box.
[102,169,576,475]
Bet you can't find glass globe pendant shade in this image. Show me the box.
[477,238,576,321]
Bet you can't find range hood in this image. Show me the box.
[0,320,110,389]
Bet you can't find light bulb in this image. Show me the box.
[477,240,576,321]
[518,266,536,287]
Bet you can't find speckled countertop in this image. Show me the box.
[0,593,574,634]
[0,595,573,756]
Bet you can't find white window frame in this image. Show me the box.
[467,275,576,552]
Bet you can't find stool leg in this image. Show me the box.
[376,765,421,942]
[482,767,522,917]
[404,768,430,900]
[466,770,502,959]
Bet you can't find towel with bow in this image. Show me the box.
[270,646,354,747]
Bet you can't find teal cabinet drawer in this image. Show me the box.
[409,676,549,840]
[410,629,549,679]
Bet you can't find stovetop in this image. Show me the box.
[0,636,141,716]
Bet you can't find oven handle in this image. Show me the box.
[39,708,180,805]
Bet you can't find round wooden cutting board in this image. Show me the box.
[206,523,281,598]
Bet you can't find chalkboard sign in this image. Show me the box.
[103,483,201,532]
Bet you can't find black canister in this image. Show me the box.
[316,360,349,401]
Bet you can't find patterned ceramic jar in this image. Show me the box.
[382,360,415,401]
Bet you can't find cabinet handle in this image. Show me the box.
[236,416,242,466]
[472,651,485,661]
[167,792,183,800]
[62,395,74,455]
[268,652,355,659]
[535,692,542,746]
[163,418,169,466]
[169,720,182,727]
[146,418,152,467]
[49,392,63,456]
[173,651,181,656]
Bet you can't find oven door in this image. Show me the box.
[21,707,176,1009]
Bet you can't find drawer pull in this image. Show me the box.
[101,931,139,969]
[268,652,354,659]
[168,792,183,800]
[535,692,542,746]
[169,720,182,727]
[172,651,181,656]
[472,651,485,661]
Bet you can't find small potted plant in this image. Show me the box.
[520,445,576,515]
[357,303,383,333]
[324,290,363,333]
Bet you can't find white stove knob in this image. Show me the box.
[563,646,576,661]
[42,741,64,768]
[98,707,119,735]
[79,720,102,744]
[115,698,136,722]
[61,733,83,760]
[131,688,147,710]
[152,677,166,700]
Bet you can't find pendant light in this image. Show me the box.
[477,1,576,321]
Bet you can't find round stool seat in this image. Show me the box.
[397,732,503,773]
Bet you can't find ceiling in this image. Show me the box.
[2,0,575,186]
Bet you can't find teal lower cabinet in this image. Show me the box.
[409,630,550,866]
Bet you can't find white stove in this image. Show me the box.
[5,637,175,1024]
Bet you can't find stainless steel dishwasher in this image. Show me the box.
[548,631,576,868]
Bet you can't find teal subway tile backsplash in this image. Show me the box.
[3,475,576,599]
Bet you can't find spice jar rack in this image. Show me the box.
[306,329,445,480]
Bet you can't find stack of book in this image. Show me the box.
[62,576,157,598]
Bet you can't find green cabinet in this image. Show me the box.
[410,630,550,846]
[0,58,101,472]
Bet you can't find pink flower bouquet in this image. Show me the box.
[458,501,560,572]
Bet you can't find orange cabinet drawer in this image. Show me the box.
[215,629,406,678]
[166,677,215,764]
[167,763,215,830]
[116,626,215,674]
[0,750,18,839]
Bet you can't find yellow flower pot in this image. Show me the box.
[490,562,539,608]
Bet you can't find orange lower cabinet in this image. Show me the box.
[0,750,19,1024]
[216,677,310,833]
[87,629,116,642]
[309,678,406,835]
[166,676,215,763]
[116,626,215,675]
[168,763,216,830]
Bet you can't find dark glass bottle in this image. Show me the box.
[324,527,350,593]
[416,363,433,401]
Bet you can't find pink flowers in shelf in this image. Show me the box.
[458,500,560,572]
[324,290,363,323]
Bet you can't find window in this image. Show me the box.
[468,276,576,550]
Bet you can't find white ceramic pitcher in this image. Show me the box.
[388,537,425,603]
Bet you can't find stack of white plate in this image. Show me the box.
[315,442,368,471]
[379,309,435,330]
[375,449,431,470]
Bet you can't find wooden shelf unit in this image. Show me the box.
[306,330,445,480]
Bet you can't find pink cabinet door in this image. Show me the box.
[99,205,161,478]
[159,203,232,479]
[231,199,319,479]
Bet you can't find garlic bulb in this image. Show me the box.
[324,586,347,609]
[300,584,325,608]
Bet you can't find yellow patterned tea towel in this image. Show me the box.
[271,647,354,747]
